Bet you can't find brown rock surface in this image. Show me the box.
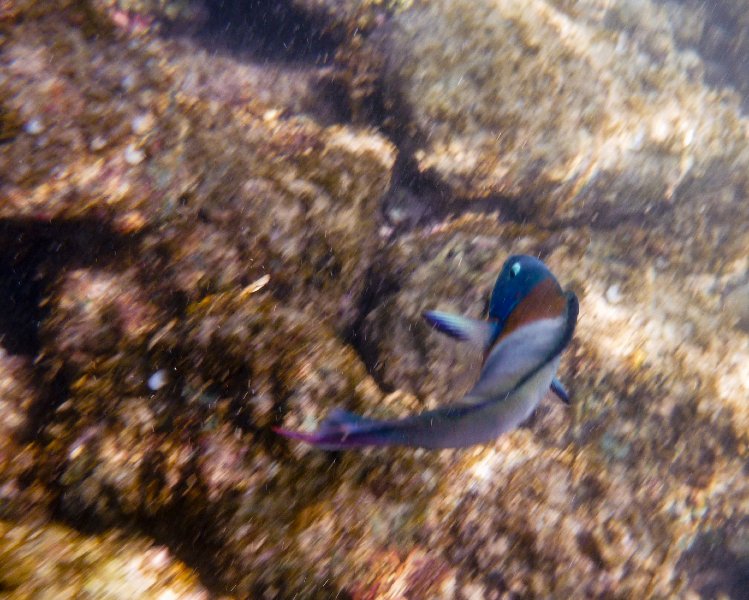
[0,0,747,598]
[0,518,211,599]
[379,0,749,252]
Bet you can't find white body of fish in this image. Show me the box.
[382,316,566,449]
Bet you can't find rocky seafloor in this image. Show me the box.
[1,0,748,598]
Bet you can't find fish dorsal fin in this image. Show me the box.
[422,311,495,349]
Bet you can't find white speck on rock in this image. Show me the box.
[90,136,107,151]
[122,73,137,91]
[125,144,145,165]
[25,118,44,135]
[263,108,281,122]
[148,369,168,391]
[606,284,623,304]
[131,112,154,135]
[148,547,171,569]
[379,225,394,238]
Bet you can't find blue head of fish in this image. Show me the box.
[488,255,560,327]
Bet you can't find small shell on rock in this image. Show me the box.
[240,274,270,297]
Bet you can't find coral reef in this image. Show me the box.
[380,0,749,250]
[0,0,748,598]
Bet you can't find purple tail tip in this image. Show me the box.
[274,409,382,450]
[273,426,318,444]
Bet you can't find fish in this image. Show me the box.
[274,254,578,450]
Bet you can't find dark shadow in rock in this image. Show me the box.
[343,262,402,394]
[0,218,135,357]
[380,152,454,235]
[139,467,232,594]
[698,6,749,113]
[677,518,749,599]
[0,218,139,439]
[156,0,354,128]
[195,0,341,64]
[54,459,232,595]
[302,75,353,125]
[380,150,562,236]
[0,247,45,357]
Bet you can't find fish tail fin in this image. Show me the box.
[274,408,384,450]
[271,427,321,445]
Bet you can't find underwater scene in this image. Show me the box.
[1,0,748,598]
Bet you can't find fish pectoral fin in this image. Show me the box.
[550,377,570,404]
[422,310,495,347]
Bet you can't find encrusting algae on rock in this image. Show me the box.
[0,0,748,598]
[0,519,211,599]
[374,0,749,246]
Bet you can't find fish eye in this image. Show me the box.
[510,262,521,278]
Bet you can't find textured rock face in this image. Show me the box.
[669,0,749,107]
[359,213,749,597]
[382,0,749,235]
[0,0,395,332]
[0,352,41,520]
[0,519,211,599]
[1,0,749,598]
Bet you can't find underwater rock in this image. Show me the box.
[45,290,382,525]
[724,280,749,330]
[0,351,42,520]
[43,291,465,597]
[0,351,33,446]
[377,0,749,237]
[291,0,408,31]
[2,0,748,598]
[45,290,429,594]
[0,519,210,599]
[177,290,384,434]
[130,119,395,333]
[1,0,395,337]
[97,0,207,31]
[670,0,749,109]
[40,268,161,374]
